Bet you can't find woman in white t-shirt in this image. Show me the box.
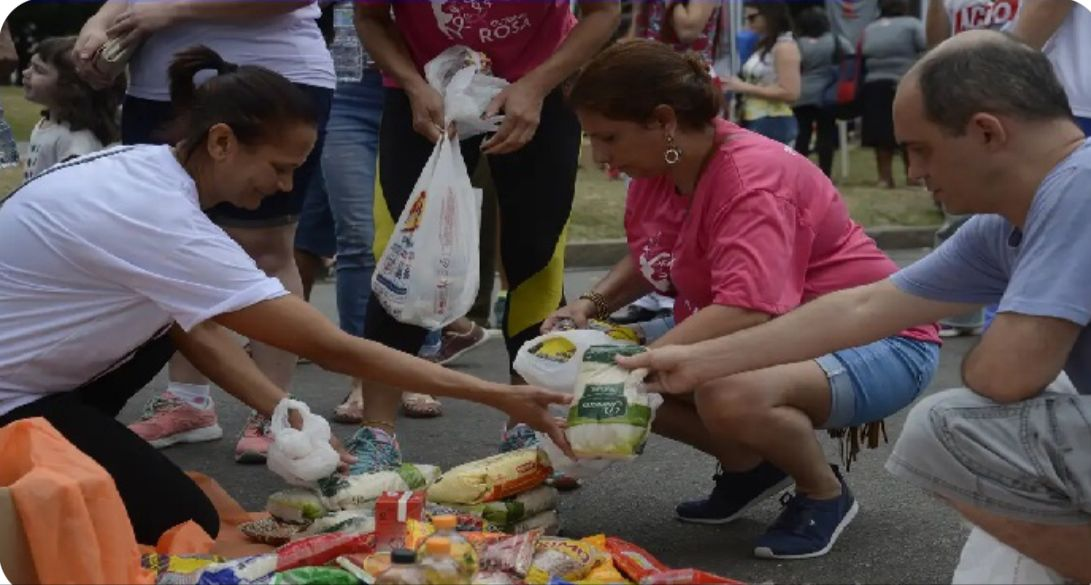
[0,48,570,546]
[74,0,336,462]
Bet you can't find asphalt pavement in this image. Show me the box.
[119,249,973,584]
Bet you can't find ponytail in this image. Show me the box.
[167,45,315,160]
[168,45,239,110]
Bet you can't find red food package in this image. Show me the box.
[640,568,745,584]
[604,538,669,583]
[374,491,426,551]
[464,532,510,555]
[275,532,374,571]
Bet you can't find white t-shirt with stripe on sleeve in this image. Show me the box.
[0,144,288,416]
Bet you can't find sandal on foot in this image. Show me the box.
[401,393,442,418]
[332,394,364,424]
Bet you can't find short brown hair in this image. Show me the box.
[568,39,722,131]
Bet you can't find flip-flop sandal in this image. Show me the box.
[402,393,443,418]
[332,394,364,424]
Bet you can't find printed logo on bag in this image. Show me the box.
[402,192,427,232]
[576,385,628,419]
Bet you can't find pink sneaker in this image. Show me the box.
[235,411,273,464]
[129,391,223,449]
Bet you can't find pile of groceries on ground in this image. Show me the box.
[139,326,743,584]
[146,447,741,584]
[1,324,743,584]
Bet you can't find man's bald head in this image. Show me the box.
[897,29,1072,135]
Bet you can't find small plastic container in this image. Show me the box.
[419,537,466,585]
[430,515,477,579]
[374,548,426,585]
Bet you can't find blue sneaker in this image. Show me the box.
[499,423,539,452]
[345,425,402,476]
[753,466,859,559]
[676,461,793,524]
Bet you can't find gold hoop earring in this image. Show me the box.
[664,135,682,166]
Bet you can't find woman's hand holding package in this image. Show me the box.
[491,386,574,458]
[481,78,547,155]
[615,343,717,395]
[541,299,596,333]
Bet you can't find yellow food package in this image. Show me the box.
[427,449,551,505]
[141,554,223,576]
[404,519,435,550]
[587,320,641,345]
[526,537,603,585]
[576,535,630,584]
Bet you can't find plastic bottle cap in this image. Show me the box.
[426,537,451,555]
[391,549,417,564]
[433,515,457,530]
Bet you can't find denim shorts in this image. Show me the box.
[815,336,940,429]
[743,115,799,146]
[887,377,1091,524]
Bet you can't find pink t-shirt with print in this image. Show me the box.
[378,0,577,85]
[625,118,940,344]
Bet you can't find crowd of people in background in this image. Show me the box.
[1,0,1090,578]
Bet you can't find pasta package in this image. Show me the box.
[566,345,658,460]
[427,449,551,505]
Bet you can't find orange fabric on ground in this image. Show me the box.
[186,472,275,559]
[0,418,153,584]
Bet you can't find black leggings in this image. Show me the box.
[793,105,838,177]
[368,88,581,368]
[0,330,219,545]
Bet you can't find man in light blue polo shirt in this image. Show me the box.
[618,30,1090,580]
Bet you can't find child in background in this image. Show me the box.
[22,36,123,181]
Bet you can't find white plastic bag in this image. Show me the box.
[372,134,483,329]
[513,329,629,393]
[424,45,508,139]
[952,527,1064,584]
[266,399,340,487]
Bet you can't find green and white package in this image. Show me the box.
[565,344,659,460]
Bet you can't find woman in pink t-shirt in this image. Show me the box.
[552,39,941,560]
[352,1,620,470]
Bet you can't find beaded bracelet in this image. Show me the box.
[578,291,611,321]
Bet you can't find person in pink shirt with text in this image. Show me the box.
[548,39,941,560]
[349,1,620,473]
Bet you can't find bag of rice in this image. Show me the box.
[428,449,551,505]
[447,485,559,526]
[504,509,560,536]
[513,329,626,393]
[267,489,327,524]
[566,345,661,460]
[318,463,441,510]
